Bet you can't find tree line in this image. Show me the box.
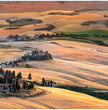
[1,49,53,69]
[7,32,108,42]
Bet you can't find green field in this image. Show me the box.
[55,30,108,46]
[64,29,108,35]
[52,37,96,44]
[0,24,8,28]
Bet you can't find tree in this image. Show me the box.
[58,1,64,4]
[43,53,50,60]
[48,53,53,59]
[28,73,32,80]
[42,77,45,86]
[25,64,32,68]
[16,72,22,79]
[60,32,64,37]
[12,82,16,92]
[8,78,13,84]
[12,71,15,79]
[32,50,37,56]
[28,83,34,89]
[0,77,3,84]
[8,84,12,92]
[46,33,50,38]
[50,80,53,87]
[3,77,6,84]
[8,70,12,78]
[23,81,28,89]
[0,68,4,75]
[6,20,12,29]
[5,70,9,79]
[16,80,20,91]
[21,55,27,61]
[48,81,50,86]
[18,59,21,62]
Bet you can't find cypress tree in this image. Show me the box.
[28,73,32,80]
[16,80,20,91]
[42,77,45,86]
[23,81,28,89]
[16,72,22,79]
[12,71,15,79]
[50,80,53,87]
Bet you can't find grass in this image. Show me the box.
[55,29,108,46]
[0,24,8,28]
[52,37,96,44]
[0,44,12,48]
[0,91,13,97]
[68,29,108,35]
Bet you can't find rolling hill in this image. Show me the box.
[1,1,108,13]
[0,1,108,109]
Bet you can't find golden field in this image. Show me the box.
[0,1,108,109]
[0,10,108,38]
[0,40,107,108]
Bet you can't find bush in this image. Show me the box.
[34,24,55,31]
[81,21,97,26]
[28,83,34,89]
[25,64,32,68]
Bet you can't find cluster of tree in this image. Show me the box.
[75,8,105,12]
[81,21,97,26]
[1,58,24,68]
[0,68,33,92]
[48,12,78,16]
[1,49,52,70]
[38,32,106,40]
[34,24,55,31]
[7,33,59,41]
[6,18,42,29]
[81,20,108,27]
[104,15,108,17]
[42,77,55,87]
[7,34,37,41]
[38,33,59,39]
[38,32,90,39]
[58,1,65,4]
[21,50,53,61]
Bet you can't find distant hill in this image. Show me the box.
[0,1,108,13]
